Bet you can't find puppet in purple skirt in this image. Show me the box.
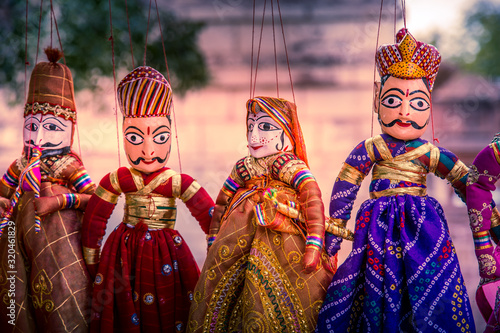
[466,133,500,333]
[316,29,475,332]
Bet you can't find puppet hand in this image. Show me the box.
[476,245,500,279]
[325,232,342,256]
[303,246,321,274]
[0,197,11,216]
[34,195,64,216]
[86,263,99,280]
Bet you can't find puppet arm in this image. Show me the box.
[34,156,96,216]
[271,153,326,273]
[0,160,20,216]
[205,165,242,248]
[466,143,500,279]
[81,169,122,278]
[327,139,374,256]
[176,174,215,236]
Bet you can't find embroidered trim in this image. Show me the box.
[83,246,100,265]
[365,137,376,162]
[338,162,366,186]
[180,181,201,202]
[446,160,469,184]
[95,185,119,204]
[373,135,393,160]
[325,217,354,241]
[109,170,122,194]
[171,174,182,198]
[370,186,427,199]
[25,102,76,122]
[473,231,493,250]
[492,141,500,165]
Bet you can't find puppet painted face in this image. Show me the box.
[23,113,72,152]
[123,116,171,174]
[377,76,431,141]
[247,108,292,159]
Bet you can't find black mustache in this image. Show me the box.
[25,140,63,148]
[130,156,168,165]
[379,118,429,130]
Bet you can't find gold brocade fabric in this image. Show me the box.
[188,176,335,333]
[123,194,177,229]
[0,183,92,332]
[368,137,435,198]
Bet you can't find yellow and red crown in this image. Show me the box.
[375,28,441,91]
[117,66,172,118]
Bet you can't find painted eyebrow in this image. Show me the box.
[409,89,430,99]
[380,88,405,99]
[41,116,68,127]
[152,125,170,135]
[124,126,144,134]
[24,117,40,124]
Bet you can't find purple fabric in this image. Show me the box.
[317,134,474,332]
[466,141,500,331]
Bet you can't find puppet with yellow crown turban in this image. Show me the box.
[466,132,500,332]
[315,29,475,332]
[188,97,335,332]
[0,48,95,332]
[81,66,214,332]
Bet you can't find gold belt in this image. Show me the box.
[372,162,427,186]
[123,194,177,229]
[370,187,427,199]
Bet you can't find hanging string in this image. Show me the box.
[371,0,384,137]
[276,0,295,105]
[252,0,267,97]
[143,0,153,66]
[154,0,182,172]
[393,0,397,39]
[401,0,407,30]
[26,0,45,161]
[250,0,256,98]
[108,0,121,166]
[49,0,83,158]
[24,0,29,103]
[50,4,53,47]
[50,1,66,66]
[125,0,135,68]
[270,0,279,97]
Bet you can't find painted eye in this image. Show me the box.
[24,123,38,131]
[381,95,402,108]
[125,132,144,145]
[43,123,63,131]
[410,98,430,111]
[248,123,254,132]
[258,122,279,131]
[153,132,170,144]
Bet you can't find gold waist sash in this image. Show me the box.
[370,160,428,199]
[372,160,427,185]
[370,187,427,199]
[123,194,177,229]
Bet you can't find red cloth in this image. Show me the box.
[82,167,213,332]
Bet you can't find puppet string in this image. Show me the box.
[108,0,121,166]
[154,0,182,172]
[277,0,296,105]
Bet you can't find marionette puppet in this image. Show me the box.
[466,133,500,333]
[188,96,336,332]
[315,28,476,332]
[0,48,95,332]
[81,66,214,333]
